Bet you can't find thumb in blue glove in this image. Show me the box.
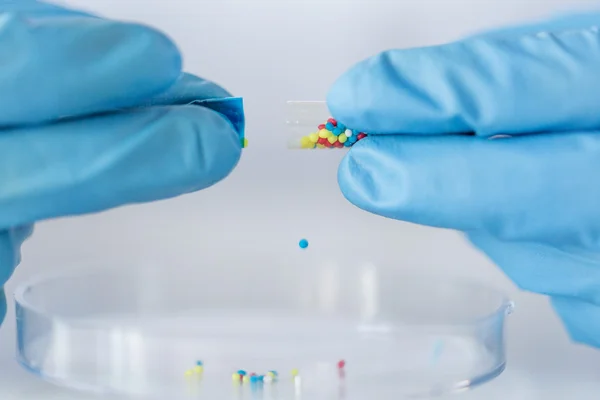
[329,12,600,348]
[0,2,244,323]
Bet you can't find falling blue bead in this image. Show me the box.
[299,239,309,249]
[237,370,247,376]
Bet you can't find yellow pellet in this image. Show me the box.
[243,375,250,383]
[194,366,204,374]
[318,129,330,138]
[185,369,194,377]
[291,368,299,377]
[328,135,338,144]
[242,138,248,148]
[316,144,326,149]
[338,134,347,144]
[308,133,319,143]
[232,373,241,382]
[300,136,312,148]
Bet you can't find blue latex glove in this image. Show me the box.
[0,1,244,323]
[329,12,600,349]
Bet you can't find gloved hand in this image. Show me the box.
[328,12,600,349]
[0,1,243,323]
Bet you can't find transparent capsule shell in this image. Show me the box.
[286,101,367,149]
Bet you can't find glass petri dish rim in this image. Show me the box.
[13,267,515,330]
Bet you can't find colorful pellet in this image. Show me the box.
[300,118,368,149]
[193,365,204,374]
[231,369,280,385]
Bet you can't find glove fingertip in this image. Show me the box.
[176,105,243,192]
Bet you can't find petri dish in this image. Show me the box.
[14,255,513,399]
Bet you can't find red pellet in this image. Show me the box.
[318,124,326,130]
[327,118,337,126]
[334,141,344,148]
[357,133,367,140]
[318,137,327,145]
[337,360,346,369]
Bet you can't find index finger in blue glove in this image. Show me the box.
[0,103,242,227]
[0,2,182,125]
[327,17,600,137]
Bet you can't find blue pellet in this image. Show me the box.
[325,122,334,130]
[333,127,342,135]
[338,123,346,131]
[237,370,247,376]
[299,239,309,249]
[344,140,352,147]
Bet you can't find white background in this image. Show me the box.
[1,0,600,399]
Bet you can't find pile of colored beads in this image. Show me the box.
[185,360,204,377]
[232,370,278,384]
[299,118,367,149]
